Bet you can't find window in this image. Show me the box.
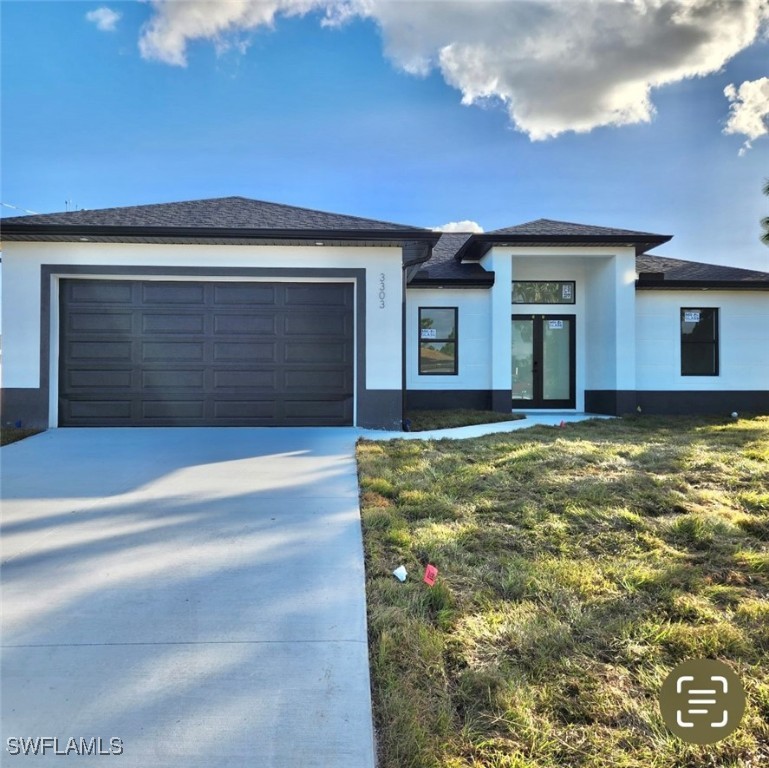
[681,308,719,376]
[512,281,575,304]
[419,307,457,374]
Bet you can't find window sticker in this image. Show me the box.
[684,310,701,323]
[562,283,573,300]
[420,328,437,339]
[548,320,564,330]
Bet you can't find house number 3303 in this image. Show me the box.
[378,273,386,308]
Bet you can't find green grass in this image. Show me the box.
[1,427,43,446]
[357,415,769,768]
[406,409,525,432]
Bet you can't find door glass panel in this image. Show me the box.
[512,319,534,400]
[542,319,570,400]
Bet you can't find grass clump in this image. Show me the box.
[358,415,769,767]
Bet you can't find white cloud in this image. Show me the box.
[138,0,769,139]
[433,220,484,233]
[361,0,768,140]
[139,0,321,66]
[724,77,769,155]
[86,6,122,32]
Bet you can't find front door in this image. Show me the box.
[512,315,575,408]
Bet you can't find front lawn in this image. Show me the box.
[357,415,769,767]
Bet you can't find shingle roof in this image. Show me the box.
[490,218,666,239]
[456,218,672,258]
[409,233,495,286]
[1,196,425,232]
[408,236,769,290]
[637,253,769,285]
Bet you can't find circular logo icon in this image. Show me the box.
[659,659,746,744]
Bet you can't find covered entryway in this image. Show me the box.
[59,279,354,426]
[512,314,576,408]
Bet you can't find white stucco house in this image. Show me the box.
[1,197,767,430]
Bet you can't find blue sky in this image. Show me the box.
[1,1,768,270]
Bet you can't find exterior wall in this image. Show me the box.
[0,241,405,429]
[406,287,491,392]
[636,290,769,393]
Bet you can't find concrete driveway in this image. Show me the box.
[1,428,375,767]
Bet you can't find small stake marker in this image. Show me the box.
[423,564,438,587]
[559,420,566,428]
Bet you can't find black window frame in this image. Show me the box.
[418,306,458,376]
[512,280,576,305]
[681,307,719,377]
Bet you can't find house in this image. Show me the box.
[1,196,767,430]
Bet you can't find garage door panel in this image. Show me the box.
[284,342,350,363]
[142,400,206,419]
[284,399,352,420]
[68,341,133,361]
[142,370,205,390]
[143,341,205,361]
[213,283,276,305]
[213,370,276,390]
[284,284,350,307]
[283,369,348,390]
[68,281,133,304]
[69,312,133,333]
[142,313,205,334]
[284,313,348,336]
[60,280,354,426]
[142,282,205,304]
[67,369,134,390]
[213,341,276,362]
[66,400,133,420]
[213,314,276,335]
[213,401,277,419]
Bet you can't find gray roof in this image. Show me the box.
[0,196,427,232]
[408,235,769,289]
[410,233,494,286]
[489,218,666,239]
[454,218,672,259]
[637,253,769,285]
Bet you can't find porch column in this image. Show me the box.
[484,249,513,412]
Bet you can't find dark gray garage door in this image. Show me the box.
[59,280,354,426]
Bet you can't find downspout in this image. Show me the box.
[401,264,408,431]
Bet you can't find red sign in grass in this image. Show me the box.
[423,564,438,587]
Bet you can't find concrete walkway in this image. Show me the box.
[1,428,374,768]
[359,411,612,441]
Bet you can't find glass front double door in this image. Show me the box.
[512,315,575,408]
